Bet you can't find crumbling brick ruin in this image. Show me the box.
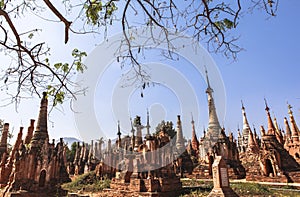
[0,93,71,196]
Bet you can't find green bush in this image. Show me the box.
[62,171,110,192]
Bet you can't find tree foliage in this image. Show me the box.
[66,141,77,162]
[155,120,176,138]
[0,0,278,106]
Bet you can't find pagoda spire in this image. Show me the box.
[145,109,151,137]
[205,68,221,139]
[288,103,299,142]
[284,117,291,140]
[273,114,279,131]
[253,126,260,148]
[205,67,212,92]
[107,139,112,152]
[241,100,251,132]
[264,99,276,136]
[191,114,199,152]
[117,120,122,148]
[176,115,185,153]
[24,119,35,145]
[260,126,266,137]
[247,128,258,153]
[237,128,241,138]
[241,101,251,148]
[237,127,242,151]
[0,123,9,157]
[134,116,143,150]
[273,115,284,145]
[130,117,135,149]
[31,92,49,149]
[8,127,23,166]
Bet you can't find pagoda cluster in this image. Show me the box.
[1,71,300,196]
[0,93,70,196]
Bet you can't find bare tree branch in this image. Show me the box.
[0,0,279,107]
[43,0,72,43]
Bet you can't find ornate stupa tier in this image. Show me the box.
[0,123,9,157]
[265,101,276,136]
[199,69,221,160]
[24,119,35,145]
[134,116,143,150]
[205,69,221,140]
[239,101,252,152]
[241,101,251,137]
[117,121,122,149]
[264,100,283,145]
[145,109,151,137]
[191,115,199,152]
[176,115,185,153]
[284,117,291,140]
[31,92,49,149]
[288,104,300,142]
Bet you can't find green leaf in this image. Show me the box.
[75,61,85,73]
[85,1,103,25]
[28,33,34,39]
[80,52,87,57]
[62,63,69,73]
[215,21,225,31]
[223,18,234,29]
[45,58,50,67]
[47,86,56,96]
[72,48,79,56]
[0,0,4,9]
[54,63,62,69]
[55,91,65,106]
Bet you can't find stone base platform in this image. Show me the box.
[246,175,288,183]
[207,187,239,197]
[1,187,68,197]
[109,177,182,196]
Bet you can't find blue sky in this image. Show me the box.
[0,1,299,143]
[215,0,300,134]
[87,1,300,141]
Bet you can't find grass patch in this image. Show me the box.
[181,178,208,187]
[62,171,110,193]
[180,179,213,196]
[281,184,297,190]
[63,175,300,197]
[180,181,300,197]
[231,182,272,196]
[180,189,209,197]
